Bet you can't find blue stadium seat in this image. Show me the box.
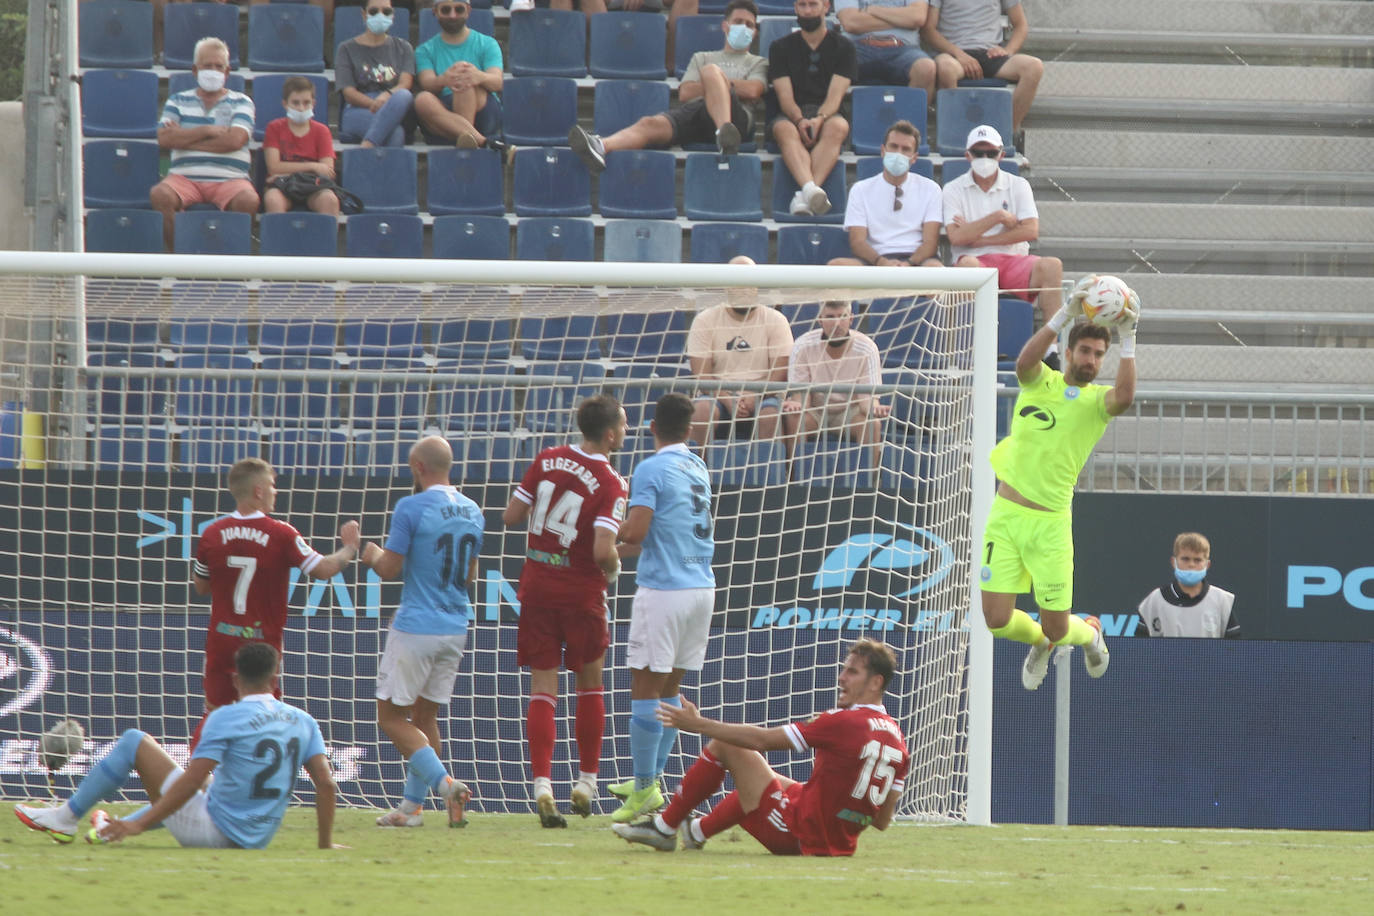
[705,440,787,487]
[689,222,768,264]
[349,428,410,476]
[958,77,1010,89]
[251,74,330,142]
[247,5,325,72]
[519,314,601,361]
[431,215,510,260]
[259,212,338,257]
[173,211,252,255]
[265,428,348,475]
[593,79,671,138]
[168,281,252,324]
[86,313,161,355]
[86,350,165,420]
[164,3,241,70]
[167,317,251,354]
[792,439,874,488]
[515,218,595,262]
[167,71,246,96]
[863,296,937,369]
[599,150,677,220]
[257,299,338,356]
[522,361,606,433]
[939,157,1020,185]
[79,1,154,69]
[85,209,162,253]
[513,149,593,217]
[427,148,505,217]
[452,436,526,483]
[855,156,934,181]
[775,301,822,329]
[418,7,493,44]
[348,358,430,429]
[509,9,587,78]
[935,87,1014,156]
[589,11,666,80]
[344,214,424,259]
[435,378,518,432]
[770,165,846,224]
[174,354,256,423]
[96,423,171,471]
[604,310,690,360]
[81,70,159,139]
[500,77,579,147]
[850,86,929,155]
[603,219,682,263]
[340,147,419,214]
[433,318,514,362]
[334,6,411,47]
[258,356,339,426]
[683,154,763,221]
[83,141,160,209]
[758,18,798,55]
[609,362,690,431]
[674,15,724,79]
[340,315,425,360]
[997,297,1034,370]
[756,0,798,13]
[777,224,851,265]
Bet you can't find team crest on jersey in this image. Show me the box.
[612,497,627,522]
[1064,387,1080,400]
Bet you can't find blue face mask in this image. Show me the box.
[366,12,393,34]
[1174,566,1207,587]
[726,24,754,50]
[882,151,911,178]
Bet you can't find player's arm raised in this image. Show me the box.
[309,520,362,579]
[1105,288,1140,417]
[658,696,793,752]
[304,752,344,849]
[1015,282,1088,384]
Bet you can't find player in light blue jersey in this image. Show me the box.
[15,643,340,849]
[361,435,483,828]
[610,393,718,824]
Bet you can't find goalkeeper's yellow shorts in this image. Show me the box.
[979,495,1075,612]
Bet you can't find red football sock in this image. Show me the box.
[699,789,745,839]
[526,693,557,781]
[660,748,724,828]
[574,686,604,777]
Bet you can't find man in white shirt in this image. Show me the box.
[830,120,942,266]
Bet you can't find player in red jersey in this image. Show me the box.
[502,395,629,828]
[192,458,361,748]
[613,638,909,856]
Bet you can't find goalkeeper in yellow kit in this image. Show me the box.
[979,276,1139,689]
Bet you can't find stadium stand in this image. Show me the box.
[673,14,724,79]
[432,215,513,260]
[163,2,240,70]
[85,209,162,254]
[508,8,587,78]
[172,211,253,256]
[512,148,593,218]
[259,212,340,258]
[683,153,763,221]
[593,79,672,138]
[344,214,425,259]
[340,147,420,215]
[81,69,159,139]
[514,217,596,262]
[850,87,929,155]
[589,11,668,80]
[247,4,326,73]
[603,219,683,263]
[769,166,847,225]
[776,224,850,266]
[599,150,678,219]
[83,141,160,210]
[500,77,580,146]
[427,149,507,217]
[689,222,769,264]
[934,87,1014,156]
[78,0,154,69]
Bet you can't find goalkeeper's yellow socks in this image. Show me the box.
[1053,614,1100,647]
[989,608,1045,646]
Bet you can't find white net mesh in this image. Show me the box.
[0,262,990,823]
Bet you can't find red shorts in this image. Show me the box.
[160,173,257,210]
[203,640,281,708]
[516,602,610,671]
[976,253,1040,302]
[739,777,804,856]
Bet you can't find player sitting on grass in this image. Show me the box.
[15,643,342,849]
[613,638,908,856]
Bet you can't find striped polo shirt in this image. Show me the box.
[159,89,255,181]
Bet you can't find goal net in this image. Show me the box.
[0,254,997,825]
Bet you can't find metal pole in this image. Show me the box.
[1053,646,1072,826]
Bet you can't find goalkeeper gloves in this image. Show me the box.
[1049,274,1096,332]
[1118,287,1141,357]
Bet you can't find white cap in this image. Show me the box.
[965,125,1003,150]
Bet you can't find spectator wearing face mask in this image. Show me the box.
[336,0,417,148]
[1135,532,1240,638]
[262,77,340,216]
[943,123,1065,368]
[413,0,508,152]
[829,119,941,266]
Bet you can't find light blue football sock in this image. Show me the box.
[67,729,144,819]
[402,764,429,806]
[630,699,662,792]
[408,745,449,795]
[655,696,681,780]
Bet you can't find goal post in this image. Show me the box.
[0,252,997,826]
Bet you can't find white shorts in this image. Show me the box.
[376,627,469,706]
[626,587,714,673]
[158,769,235,849]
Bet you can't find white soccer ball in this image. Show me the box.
[40,719,85,771]
[1080,275,1133,327]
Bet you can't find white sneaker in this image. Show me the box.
[788,189,812,216]
[14,803,78,843]
[715,122,741,157]
[376,807,423,827]
[678,815,705,851]
[1083,616,1110,678]
[1021,640,1051,691]
[509,0,535,11]
[570,781,597,818]
[568,125,606,175]
[612,816,677,852]
[803,182,831,216]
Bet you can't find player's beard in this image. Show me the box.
[1067,358,1097,386]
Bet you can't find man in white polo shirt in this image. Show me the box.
[942,123,1064,367]
[830,119,942,267]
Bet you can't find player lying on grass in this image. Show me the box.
[15,643,342,849]
[612,638,908,855]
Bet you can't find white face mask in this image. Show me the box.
[726,24,754,50]
[969,156,999,179]
[286,107,314,125]
[196,69,227,93]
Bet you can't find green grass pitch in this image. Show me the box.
[3,805,1371,915]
